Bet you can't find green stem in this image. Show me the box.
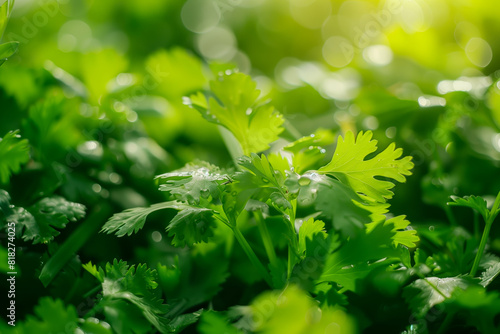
[218,126,244,167]
[470,191,500,277]
[491,191,500,221]
[470,221,491,277]
[338,287,348,294]
[437,312,454,334]
[444,205,457,226]
[283,119,302,140]
[254,211,278,268]
[232,226,272,287]
[39,204,112,287]
[287,199,298,279]
[82,285,102,299]
[473,211,480,240]
[63,276,80,303]
[287,247,293,279]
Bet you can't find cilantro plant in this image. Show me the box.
[96,72,418,332]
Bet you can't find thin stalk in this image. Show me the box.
[287,199,298,279]
[470,191,500,276]
[338,287,348,294]
[470,221,492,276]
[82,285,102,299]
[287,247,293,279]
[283,119,302,140]
[218,126,244,167]
[39,204,112,287]
[254,210,278,268]
[444,205,457,226]
[473,211,480,240]
[233,226,272,287]
[491,191,500,221]
[64,276,83,303]
[437,312,454,334]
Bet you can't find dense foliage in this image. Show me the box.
[1,0,500,333]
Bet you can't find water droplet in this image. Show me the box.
[428,226,435,231]
[308,172,321,181]
[152,231,162,242]
[262,178,270,183]
[298,177,311,186]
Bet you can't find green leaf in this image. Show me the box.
[24,96,84,162]
[35,196,86,222]
[403,276,473,318]
[17,297,112,334]
[298,218,326,257]
[0,130,30,184]
[318,223,399,292]
[167,311,203,333]
[288,171,388,237]
[249,285,357,334]
[0,188,12,216]
[318,131,413,202]
[366,215,419,248]
[102,201,179,237]
[8,196,86,244]
[84,259,171,334]
[447,195,490,222]
[198,311,242,334]
[284,129,335,153]
[167,207,216,247]
[238,153,287,190]
[290,219,330,289]
[40,204,111,287]
[314,282,349,308]
[238,153,290,211]
[422,227,477,276]
[156,162,228,205]
[0,0,15,39]
[224,153,291,222]
[103,201,217,246]
[145,47,206,99]
[480,261,500,287]
[185,72,284,155]
[157,248,230,311]
[0,41,18,61]
[21,297,80,334]
[444,286,500,333]
[284,129,335,173]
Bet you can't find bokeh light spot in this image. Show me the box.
[363,45,393,66]
[197,27,236,60]
[181,0,221,33]
[465,37,492,68]
[323,36,354,68]
[290,0,332,30]
[58,20,92,53]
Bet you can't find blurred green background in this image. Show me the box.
[3,0,499,211]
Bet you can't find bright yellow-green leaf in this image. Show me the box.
[186,72,284,155]
[319,131,413,202]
